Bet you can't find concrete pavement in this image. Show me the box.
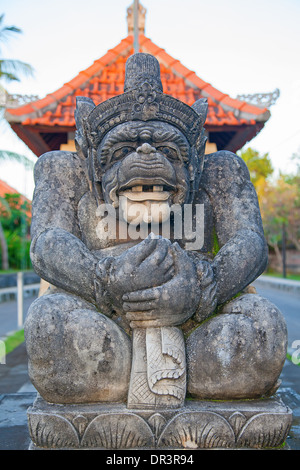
[254,275,300,295]
[0,295,38,340]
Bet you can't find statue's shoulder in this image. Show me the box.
[34,150,86,182]
[200,150,251,192]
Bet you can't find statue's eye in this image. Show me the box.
[158,146,178,161]
[112,146,135,160]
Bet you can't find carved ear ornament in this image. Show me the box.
[74,97,96,159]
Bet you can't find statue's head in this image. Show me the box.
[75,53,208,223]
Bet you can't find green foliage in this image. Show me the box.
[238,147,274,187]
[0,14,34,83]
[237,147,300,271]
[0,193,31,269]
[261,173,300,253]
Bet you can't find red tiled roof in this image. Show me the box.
[6,34,269,130]
[0,179,22,198]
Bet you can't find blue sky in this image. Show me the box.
[1,0,300,198]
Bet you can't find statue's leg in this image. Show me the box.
[186,294,288,399]
[24,292,132,404]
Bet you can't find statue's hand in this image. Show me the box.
[95,235,175,310]
[122,242,202,328]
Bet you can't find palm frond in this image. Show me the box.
[0,59,34,82]
[0,14,22,43]
[0,150,35,170]
[0,14,34,81]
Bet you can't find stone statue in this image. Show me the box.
[25,54,292,449]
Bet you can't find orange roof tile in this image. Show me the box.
[0,179,20,198]
[4,30,270,158]
[6,34,269,131]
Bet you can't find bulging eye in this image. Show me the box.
[158,146,178,161]
[112,146,135,160]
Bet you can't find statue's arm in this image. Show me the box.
[201,151,268,304]
[30,151,103,307]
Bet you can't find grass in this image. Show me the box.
[0,329,24,362]
[286,351,300,367]
[0,269,34,274]
[264,271,300,281]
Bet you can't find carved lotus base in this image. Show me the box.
[28,395,292,450]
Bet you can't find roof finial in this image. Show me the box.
[127,2,146,35]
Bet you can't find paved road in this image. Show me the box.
[0,283,299,345]
[0,295,38,338]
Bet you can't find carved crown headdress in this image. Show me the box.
[75,53,208,156]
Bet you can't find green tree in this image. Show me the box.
[0,14,33,83]
[238,147,274,203]
[239,147,300,273]
[0,148,35,273]
[260,173,300,269]
[0,151,34,270]
[0,193,31,270]
[0,195,9,269]
[0,15,35,269]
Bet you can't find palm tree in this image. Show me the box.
[0,149,35,169]
[0,14,34,83]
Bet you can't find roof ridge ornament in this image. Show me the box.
[0,87,39,109]
[127,2,146,35]
[236,88,280,109]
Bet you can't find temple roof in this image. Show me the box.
[0,179,21,198]
[5,8,270,157]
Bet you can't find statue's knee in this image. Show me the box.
[24,293,132,404]
[186,294,287,399]
[25,293,96,361]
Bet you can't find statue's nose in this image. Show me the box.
[136,143,156,155]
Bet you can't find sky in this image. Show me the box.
[1,0,300,199]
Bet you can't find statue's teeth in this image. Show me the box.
[132,186,143,192]
[153,186,163,191]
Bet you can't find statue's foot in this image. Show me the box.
[186,294,287,399]
[24,292,132,404]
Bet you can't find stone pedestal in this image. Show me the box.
[28,394,292,450]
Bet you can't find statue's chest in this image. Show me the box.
[77,191,214,254]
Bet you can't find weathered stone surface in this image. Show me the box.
[24,52,292,448]
[186,294,288,399]
[127,327,186,409]
[25,291,132,404]
[28,396,292,450]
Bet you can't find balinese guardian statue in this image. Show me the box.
[25,54,291,449]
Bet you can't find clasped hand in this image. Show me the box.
[96,235,201,328]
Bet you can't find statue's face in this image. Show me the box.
[97,121,192,224]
